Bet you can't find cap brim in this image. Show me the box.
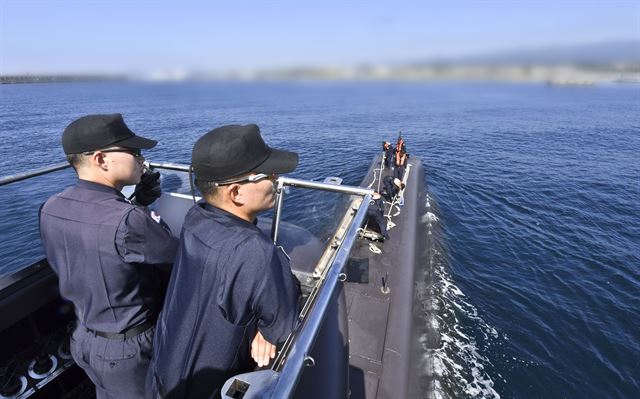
[253,148,298,175]
[116,134,157,150]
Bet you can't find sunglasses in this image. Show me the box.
[215,173,277,186]
[84,147,143,157]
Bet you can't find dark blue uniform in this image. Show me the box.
[383,176,401,202]
[384,146,394,169]
[147,203,300,399]
[39,180,177,399]
[366,197,388,239]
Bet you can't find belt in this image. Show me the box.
[86,320,155,340]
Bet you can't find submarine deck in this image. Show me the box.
[345,156,428,399]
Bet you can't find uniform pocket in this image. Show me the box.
[92,338,140,372]
[89,337,148,396]
[95,351,136,361]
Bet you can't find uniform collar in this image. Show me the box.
[202,202,260,227]
[76,179,126,198]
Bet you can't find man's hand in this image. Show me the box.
[134,169,161,206]
[251,331,276,367]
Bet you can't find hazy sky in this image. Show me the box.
[1,0,638,74]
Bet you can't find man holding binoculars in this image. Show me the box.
[39,114,177,399]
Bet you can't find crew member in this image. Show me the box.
[394,150,408,180]
[395,136,407,154]
[366,192,388,240]
[382,141,394,169]
[39,114,178,399]
[147,124,300,399]
[382,176,405,202]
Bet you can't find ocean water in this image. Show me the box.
[0,81,638,398]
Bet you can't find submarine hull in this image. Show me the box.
[345,156,430,399]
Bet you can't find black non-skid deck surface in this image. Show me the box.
[345,158,422,399]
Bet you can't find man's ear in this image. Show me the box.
[91,151,108,171]
[228,183,244,205]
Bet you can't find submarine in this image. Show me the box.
[0,152,433,398]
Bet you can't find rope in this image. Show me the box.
[376,154,384,192]
[384,162,411,219]
[368,243,382,254]
[368,153,385,189]
[361,155,412,245]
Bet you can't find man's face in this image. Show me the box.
[240,173,278,213]
[100,148,145,186]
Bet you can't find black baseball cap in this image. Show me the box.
[192,124,298,182]
[62,114,157,154]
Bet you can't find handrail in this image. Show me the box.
[0,161,370,253]
[0,162,71,187]
[151,166,373,248]
[270,176,373,243]
[0,160,370,249]
[147,161,190,172]
[275,177,373,197]
[269,193,371,398]
[0,161,189,188]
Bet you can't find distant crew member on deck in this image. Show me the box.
[394,149,408,180]
[366,192,388,240]
[39,114,178,399]
[382,141,394,169]
[382,176,405,202]
[147,124,301,399]
[395,135,407,154]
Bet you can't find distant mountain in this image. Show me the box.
[410,39,640,66]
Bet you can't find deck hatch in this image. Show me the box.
[345,258,369,283]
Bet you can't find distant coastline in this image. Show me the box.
[4,40,639,85]
[0,75,127,84]
[3,64,639,85]
[219,64,640,85]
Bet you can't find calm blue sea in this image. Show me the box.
[0,81,638,398]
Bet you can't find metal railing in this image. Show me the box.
[0,162,71,187]
[147,161,190,173]
[0,161,186,188]
[267,191,372,398]
[270,176,373,243]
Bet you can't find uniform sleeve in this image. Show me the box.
[115,207,178,265]
[217,237,300,344]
